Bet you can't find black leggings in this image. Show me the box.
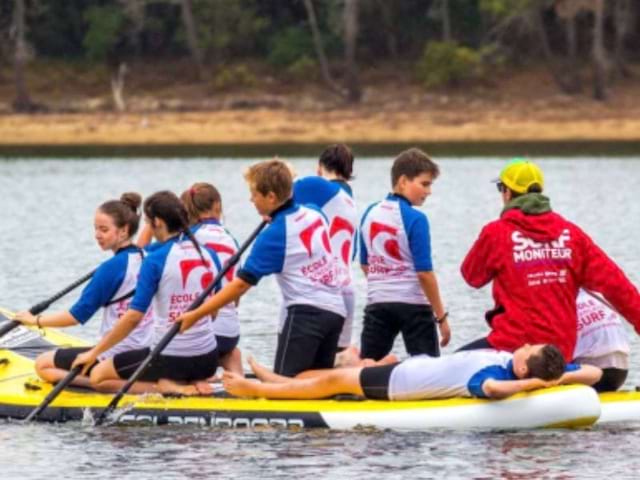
[591,368,628,392]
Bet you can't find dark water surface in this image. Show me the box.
[1,156,639,479]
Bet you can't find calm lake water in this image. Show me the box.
[1,156,640,479]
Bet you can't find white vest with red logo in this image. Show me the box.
[239,203,346,319]
[192,220,240,338]
[130,236,220,356]
[360,194,433,306]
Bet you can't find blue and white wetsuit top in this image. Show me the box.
[237,199,346,318]
[360,193,433,306]
[192,218,240,338]
[69,245,153,360]
[293,177,358,288]
[130,235,221,357]
[388,349,579,400]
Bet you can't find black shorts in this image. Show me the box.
[216,335,239,356]
[359,362,400,400]
[112,347,218,382]
[592,368,628,392]
[274,304,345,377]
[53,347,98,375]
[360,303,439,361]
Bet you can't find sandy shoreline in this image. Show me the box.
[3,62,640,148]
[1,108,639,147]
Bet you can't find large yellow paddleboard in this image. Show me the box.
[0,308,606,430]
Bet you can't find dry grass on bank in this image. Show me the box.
[1,61,639,145]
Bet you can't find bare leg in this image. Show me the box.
[376,353,400,366]
[334,345,361,368]
[248,355,336,381]
[222,367,364,400]
[297,353,400,378]
[333,347,398,369]
[247,356,293,383]
[35,351,92,388]
[219,348,243,375]
[89,358,158,394]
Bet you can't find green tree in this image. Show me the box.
[83,4,126,62]
[177,0,268,65]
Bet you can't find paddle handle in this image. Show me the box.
[95,220,267,425]
[28,269,96,315]
[583,289,619,315]
[24,366,82,422]
[0,269,96,342]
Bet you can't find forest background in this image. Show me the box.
[1,0,639,148]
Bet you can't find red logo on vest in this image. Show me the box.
[206,242,237,281]
[329,216,355,264]
[370,222,402,261]
[299,218,331,257]
[179,259,213,290]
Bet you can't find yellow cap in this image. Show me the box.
[498,158,544,194]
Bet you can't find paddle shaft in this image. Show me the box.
[95,221,267,425]
[0,269,95,340]
[23,366,83,422]
[583,289,619,315]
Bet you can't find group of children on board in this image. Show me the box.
[13,146,640,400]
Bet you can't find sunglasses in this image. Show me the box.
[496,182,507,193]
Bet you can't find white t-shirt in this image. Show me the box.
[573,289,630,369]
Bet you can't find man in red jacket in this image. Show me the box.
[459,159,640,390]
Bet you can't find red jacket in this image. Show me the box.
[461,202,640,360]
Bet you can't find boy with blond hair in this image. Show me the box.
[179,159,346,377]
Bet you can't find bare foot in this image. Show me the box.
[247,356,285,383]
[158,378,198,396]
[334,345,361,368]
[222,371,261,398]
[194,381,213,395]
[377,353,400,366]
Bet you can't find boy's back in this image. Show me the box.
[360,193,432,305]
[240,201,346,317]
[357,148,448,361]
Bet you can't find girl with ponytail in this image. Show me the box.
[14,193,154,388]
[73,191,222,396]
[181,182,243,377]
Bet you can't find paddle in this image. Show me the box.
[24,365,83,422]
[23,221,265,425]
[0,269,96,340]
[584,289,618,314]
[94,220,267,425]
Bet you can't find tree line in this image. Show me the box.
[2,0,639,112]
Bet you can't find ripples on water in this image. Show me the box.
[2,422,640,479]
[1,156,640,479]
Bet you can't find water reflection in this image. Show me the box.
[3,421,640,478]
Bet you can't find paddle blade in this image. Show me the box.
[0,320,20,340]
[95,322,182,426]
[24,365,82,422]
